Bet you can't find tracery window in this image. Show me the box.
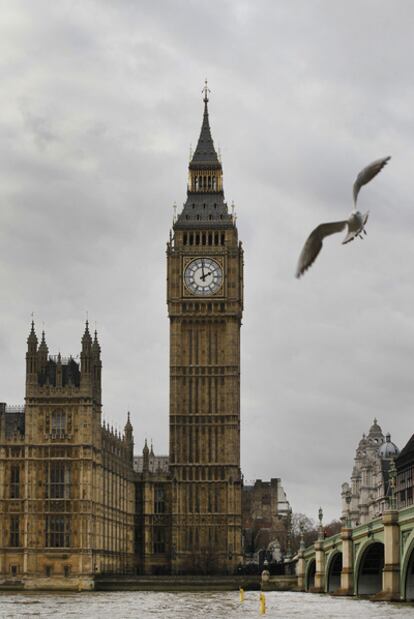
[153,527,165,554]
[154,486,165,514]
[10,517,20,547]
[45,462,71,499]
[51,410,66,434]
[10,464,20,499]
[45,516,71,547]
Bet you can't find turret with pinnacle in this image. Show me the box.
[25,320,101,405]
[26,320,38,386]
[37,330,48,371]
[124,411,134,464]
[167,85,244,572]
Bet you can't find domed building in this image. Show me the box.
[341,419,399,526]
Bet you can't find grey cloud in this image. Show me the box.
[1,0,414,521]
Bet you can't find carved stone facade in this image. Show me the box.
[242,478,290,559]
[396,434,414,509]
[167,91,243,574]
[341,419,399,526]
[0,323,135,588]
[133,441,171,575]
[0,93,290,585]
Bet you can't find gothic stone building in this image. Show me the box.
[242,478,290,561]
[166,88,244,575]
[396,433,414,509]
[0,93,290,586]
[0,323,136,589]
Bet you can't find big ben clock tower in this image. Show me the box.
[167,84,244,574]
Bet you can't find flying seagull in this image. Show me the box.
[296,156,391,278]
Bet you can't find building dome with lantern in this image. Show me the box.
[341,420,399,527]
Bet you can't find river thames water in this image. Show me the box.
[1,591,414,619]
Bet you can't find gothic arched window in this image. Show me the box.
[51,410,66,434]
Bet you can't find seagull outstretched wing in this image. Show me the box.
[353,156,391,205]
[296,221,347,278]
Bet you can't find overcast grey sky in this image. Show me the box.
[1,0,413,521]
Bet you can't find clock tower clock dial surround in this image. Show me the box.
[183,257,224,296]
[167,88,244,574]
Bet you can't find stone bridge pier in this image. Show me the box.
[296,506,414,601]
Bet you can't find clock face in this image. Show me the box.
[184,258,223,296]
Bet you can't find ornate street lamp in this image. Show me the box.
[299,520,305,552]
[318,507,324,540]
[388,458,397,511]
[345,489,352,528]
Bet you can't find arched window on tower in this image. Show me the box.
[51,410,66,435]
[195,176,198,191]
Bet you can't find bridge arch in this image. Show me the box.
[401,530,414,600]
[326,550,342,593]
[305,558,316,591]
[355,540,384,595]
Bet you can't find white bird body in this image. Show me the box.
[342,210,369,244]
[296,156,390,278]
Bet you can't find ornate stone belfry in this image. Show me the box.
[167,85,244,574]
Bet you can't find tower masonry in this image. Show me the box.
[0,321,135,587]
[167,86,244,574]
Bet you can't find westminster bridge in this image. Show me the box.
[296,506,414,601]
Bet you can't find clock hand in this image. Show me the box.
[201,271,212,281]
[201,258,206,279]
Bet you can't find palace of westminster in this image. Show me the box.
[0,92,290,587]
[2,92,414,590]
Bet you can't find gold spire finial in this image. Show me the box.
[202,79,210,103]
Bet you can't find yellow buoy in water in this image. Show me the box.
[259,591,266,615]
[239,587,245,602]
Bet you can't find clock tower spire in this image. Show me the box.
[167,86,243,574]
[176,84,232,229]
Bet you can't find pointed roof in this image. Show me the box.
[190,91,221,169]
[175,85,234,229]
[143,438,149,455]
[38,330,48,354]
[396,433,414,468]
[124,411,133,435]
[27,320,38,348]
[92,330,101,356]
[81,320,92,347]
